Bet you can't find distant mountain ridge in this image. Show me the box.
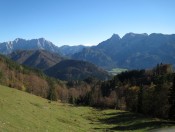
[58,45,87,56]
[9,50,110,81]
[0,38,87,57]
[9,50,63,70]
[45,59,110,81]
[0,38,60,54]
[72,33,175,69]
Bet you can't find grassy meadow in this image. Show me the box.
[0,85,175,132]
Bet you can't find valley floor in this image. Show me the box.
[0,85,175,132]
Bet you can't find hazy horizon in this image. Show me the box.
[0,0,175,46]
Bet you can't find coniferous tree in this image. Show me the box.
[169,76,175,119]
[47,79,57,101]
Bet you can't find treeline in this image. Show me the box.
[67,64,175,119]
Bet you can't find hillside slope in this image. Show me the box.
[45,59,110,81]
[0,85,175,132]
[0,85,94,132]
[0,54,66,99]
[9,50,63,70]
[72,48,115,69]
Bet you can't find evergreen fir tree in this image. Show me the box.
[47,79,57,101]
[169,76,175,119]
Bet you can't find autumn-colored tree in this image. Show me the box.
[137,85,143,113]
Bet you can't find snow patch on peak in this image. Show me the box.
[14,38,24,43]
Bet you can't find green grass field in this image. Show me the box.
[0,85,175,132]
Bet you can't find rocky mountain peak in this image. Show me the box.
[110,34,121,40]
[122,32,148,40]
[14,38,25,43]
[0,38,60,54]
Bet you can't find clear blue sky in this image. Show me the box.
[0,0,175,46]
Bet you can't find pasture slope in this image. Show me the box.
[0,85,175,132]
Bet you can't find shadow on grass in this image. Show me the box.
[94,111,175,131]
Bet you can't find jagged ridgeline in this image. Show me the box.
[72,33,175,70]
[0,38,60,54]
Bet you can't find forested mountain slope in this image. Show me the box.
[9,50,63,70]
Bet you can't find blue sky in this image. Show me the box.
[0,0,175,46]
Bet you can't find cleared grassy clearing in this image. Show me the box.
[108,68,128,75]
[0,85,174,132]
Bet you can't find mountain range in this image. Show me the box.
[0,38,86,56]
[72,33,175,69]
[1,32,175,71]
